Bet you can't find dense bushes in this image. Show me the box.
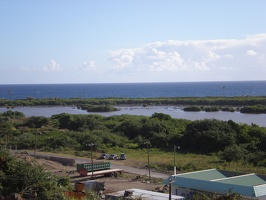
[219,144,248,162]
[1,110,266,167]
[183,106,234,112]
[1,110,25,118]
[1,96,266,107]
[79,104,118,112]
[221,107,235,112]
[0,149,70,199]
[23,116,50,128]
[182,119,236,153]
[240,104,266,113]
[204,106,219,112]
[183,106,201,111]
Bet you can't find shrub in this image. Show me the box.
[183,106,201,111]
[240,104,266,113]
[204,106,219,112]
[0,149,70,199]
[219,144,248,162]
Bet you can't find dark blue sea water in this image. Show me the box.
[0,81,266,100]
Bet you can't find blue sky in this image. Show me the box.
[0,0,266,84]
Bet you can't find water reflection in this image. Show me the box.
[0,106,265,127]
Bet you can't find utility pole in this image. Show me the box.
[168,176,175,200]
[34,132,41,155]
[144,140,151,180]
[34,133,36,155]
[86,143,94,179]
[174,145,180,175]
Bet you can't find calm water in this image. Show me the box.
[0,81,265,126]
[0,106,265,127]
[0,81,266,100]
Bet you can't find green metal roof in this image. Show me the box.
[175,168,226,181]
[212,173,266,187]
[164,169,266,198]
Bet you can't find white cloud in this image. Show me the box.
[41,59,60,72]
[109,33,266,75]
[79,61,97,71]
[247,50,257,56]
[109,49,135,69]
[19,66,30,71]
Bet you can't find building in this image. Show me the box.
[105,188,185,200]
[163,169,266,200]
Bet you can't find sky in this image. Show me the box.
[0,0,266,84]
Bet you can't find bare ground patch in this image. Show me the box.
[14,152,166,193]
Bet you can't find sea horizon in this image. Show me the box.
[1,80,265,85]
[0,80,266,100]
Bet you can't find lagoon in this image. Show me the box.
[0,106,265,127]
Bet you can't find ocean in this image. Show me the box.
[0,81,266,126]
[0,81,266,100]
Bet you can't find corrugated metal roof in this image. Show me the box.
[175,168,227,181]
[105,188,185,200]
[165,169,266,198]
[254,184,266,197]
[163,169,226,185]
[212,173,266,186]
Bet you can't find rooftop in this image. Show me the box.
[163,169,266,198]
[105,188,185,200]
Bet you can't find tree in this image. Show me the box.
[0,149,70,199]
[113,116,143,139]
[151,112,172,120]
[1,110,25,119]
[191,191,245,200]
[182,119,236,153]
[43,131,79,150]
[219,144,248,162]
[24,116,50,128]
[0,121,16,146]
[247,126,266,151]
[51,113,73,129]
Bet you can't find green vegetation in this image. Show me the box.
[240,104,266,113]
[0,149,70,199]
[204,106,220,112]
[1,96,266,113]
[183,106,201,111]
[1,109,266,175]
[1,107,266,198]
[191,191,245,200]
[183,106,221,112]
[79,104,119,112]
[221,107,235,112]
[0,96,266,113]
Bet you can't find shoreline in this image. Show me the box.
[0,105,265,127]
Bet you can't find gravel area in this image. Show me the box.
[15,152,167,194]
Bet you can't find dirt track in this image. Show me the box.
[15,152,167,193]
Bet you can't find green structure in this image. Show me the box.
[77,161,110,173]
[164,169,266,199]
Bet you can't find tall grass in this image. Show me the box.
[52,147,266,175]
[94,147,266,175]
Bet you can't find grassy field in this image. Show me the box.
[55,147,266,175]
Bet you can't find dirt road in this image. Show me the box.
[30,151,171,179]
[17,151,170,193]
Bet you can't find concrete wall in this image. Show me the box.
[32,154,75,166]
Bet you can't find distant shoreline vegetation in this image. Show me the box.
[1,96,266,113]
[78,104,118,112]
[183,105,266,113]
